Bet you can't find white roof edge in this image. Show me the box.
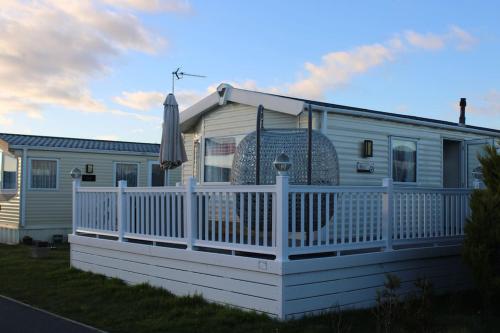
[313,105,500,137]
[228,88,304,116]
[179,84,305,132]
[179,91,220,124]
[178,83,500,137]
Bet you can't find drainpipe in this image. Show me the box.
[20,148,27,227]
[321,110,328,134]
[307,104,312,185]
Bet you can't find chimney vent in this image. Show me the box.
[459,98,466,126]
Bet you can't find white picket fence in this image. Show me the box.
[72,177,472,261]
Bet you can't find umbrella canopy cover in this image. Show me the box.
[160,93,188,169]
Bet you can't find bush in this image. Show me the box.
[374,274,401,333]
[463,144,500,309]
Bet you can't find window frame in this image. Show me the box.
[28,158,60,191]
[147,161,167,187]
[113,162,140,187]
[202,134,245,185]
[0,151,18,192]
[389,136,419,185]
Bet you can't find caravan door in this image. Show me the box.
[464,138,495,188]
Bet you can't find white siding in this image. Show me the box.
[0,154,21,226]
[282,245,470,318]
[23,150,180,235]
[326,113,493,186]
[70,236,471,319]
[70,235,283,317]
[181,101,499,187]
[181,102,297,183]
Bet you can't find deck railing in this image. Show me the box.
[72,176,472,260]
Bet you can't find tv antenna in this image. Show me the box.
[171,68,206,93]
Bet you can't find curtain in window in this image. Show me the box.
[204,136,241,182]
[115,163,138,187]
[392,139,417,182]
[31,160,57,189]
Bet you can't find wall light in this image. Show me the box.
[363,140,373,158]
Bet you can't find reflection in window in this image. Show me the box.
[392,138,417,183]
[2,153,17,190]
[31,159,58,189]
[150,163,165,187]
[115,163,138,187]
[204,136,242,182]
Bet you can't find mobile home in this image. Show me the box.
[69,84,500,319]
[180,84,498,188]
[0,134,180,244]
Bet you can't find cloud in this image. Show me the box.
[405,25,478,51]
[102,0,192,13]
[283,26,477,99]
[468,90,500,116]
[114,91,165,111]
[173,26,478,105]
[449,25,478,50]
[405,31,445,50]
[0,113,14,127]
[114,89,204,111]
[0,0,168,120]
[287,38,403,99]
[95,134,120,141]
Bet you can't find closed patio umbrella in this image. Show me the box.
[160,93,187,184]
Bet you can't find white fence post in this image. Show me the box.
[382,178,394,250]
[275,175,289,262]
[72,179,81,235]
[185,177,196,250]
[117,180,127,242]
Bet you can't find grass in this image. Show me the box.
[0,244,498,333]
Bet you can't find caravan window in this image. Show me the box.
[204,136,243,182]
[391,138,417,183]
[115,163,138,187]
[29,159,58,190]
[1,153,17,190]
[149,162,165,187]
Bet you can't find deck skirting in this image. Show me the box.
[69,235,471,319]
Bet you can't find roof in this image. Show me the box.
[255,90,500,135]
[0,133,160,154]
[180,83,500,136]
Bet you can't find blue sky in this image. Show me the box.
[0,0,498,143]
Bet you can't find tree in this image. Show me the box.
[463,144,500,309]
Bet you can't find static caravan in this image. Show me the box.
[68,85,500,319]
[0,134,180,244]
[180,83,499,188]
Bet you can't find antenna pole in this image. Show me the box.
[171,72,175,94]
[171,68,206,95]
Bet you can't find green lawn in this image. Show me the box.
[0,244,498,333]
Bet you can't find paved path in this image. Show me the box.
[0,295,105,333]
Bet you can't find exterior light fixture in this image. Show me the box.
[70,168,82,180]
[363,140,373,158]
[273,153,291,176]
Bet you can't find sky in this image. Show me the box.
[0,0,499,143]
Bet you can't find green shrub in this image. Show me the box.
[373,274,401,333]
[463,144,500,309]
